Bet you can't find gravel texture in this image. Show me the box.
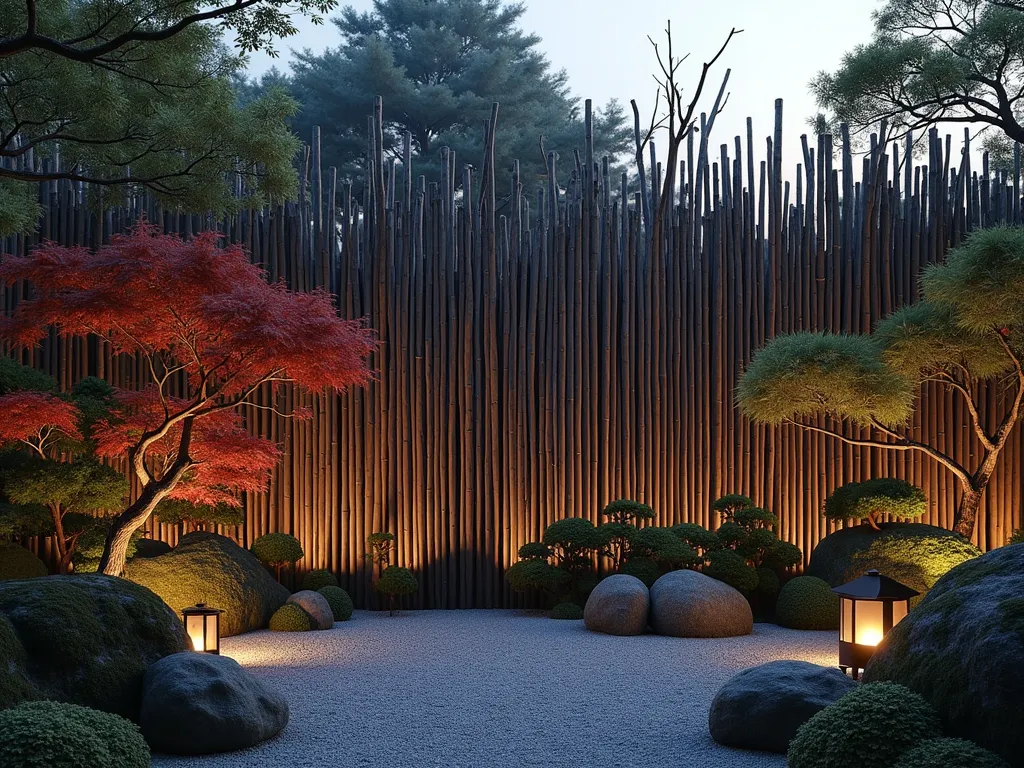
[152,610,838,768]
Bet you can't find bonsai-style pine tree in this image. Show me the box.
[598,498,655,569]
[0,223,376,575]
[738,227,1024,538]
[365,532,417,615]
[251,532,304,582]
[825,479,927,531]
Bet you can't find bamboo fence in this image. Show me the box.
[2,98,1022,608]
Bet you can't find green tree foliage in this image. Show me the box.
[825,479,927,530]
[0,362,127,574]
[738,226,1024,539]
[375,564,417,615]
[0,0,331,234]
[812,0,1024,146]
[703,549,758,592]
[1010,528,1024,545]
[266,0,631,185]
[153,498,245,532]
[365,531,396,572]
[250,532,303,580]
[598,498,655,569]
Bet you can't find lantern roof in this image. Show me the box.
[181,603,223,615]
[832,569,920,600]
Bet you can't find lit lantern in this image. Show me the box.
[833,570,918,680]
[182,603,223,654]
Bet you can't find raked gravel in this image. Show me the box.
[151,610,838,768]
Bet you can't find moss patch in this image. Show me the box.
[0,575,188,719]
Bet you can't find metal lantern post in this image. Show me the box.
[832,570,918,680]
[181,603,223,654]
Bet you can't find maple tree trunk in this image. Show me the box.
[98,488,165,576]
[51,508,72,575]
[953,486,984,540]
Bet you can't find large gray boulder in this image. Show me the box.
[708,660,856,753]
[584,574,649,636]
[649,569,752,637]
[864,544,1024,767]
[287,589,334,629]
[139,652,289,755]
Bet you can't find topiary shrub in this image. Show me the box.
[598,499,655,569]
[268,603,313,632]
[317,585,354,621]
[250,533,304,581]
[892,738,1009,768]
[0,575,188,719]
[549,602,584,620]
[376,565,417,616]
[506,557,569,594]
[807,522,980,602]
[776,575,840,630]
[127,532,289,637]
[704,549,758,591]
[825,478,927,530]
[301,568,338,591]
[0,543,47,580]
[787,682,942,768]
[0,700,150,768]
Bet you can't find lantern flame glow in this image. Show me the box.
[858,628,883,647]
[188,626,205,651]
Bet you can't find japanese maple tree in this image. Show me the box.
[0,222,376,575]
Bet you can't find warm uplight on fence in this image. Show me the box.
[182,603,223,654]
[833,570,917,679]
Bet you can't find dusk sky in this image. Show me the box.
[246,0,882,172]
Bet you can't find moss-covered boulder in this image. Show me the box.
[0,700,150,768]
[0,544,47,580]
[0,614,38,709]
[0,575,188,719]
[126,532,289,637]
[807,522,980,601]
[864,545,1024,767]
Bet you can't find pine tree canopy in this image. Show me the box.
[262,0,632,188]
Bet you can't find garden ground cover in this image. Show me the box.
[152,610,837,768]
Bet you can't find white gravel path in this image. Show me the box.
[152,610,838,768]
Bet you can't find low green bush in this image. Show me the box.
[506,558,569,593]
[268,603,313,632]
[893,738,1009,768]
[618,556,660,587]
[376,565,418,615]
[1009,529,1023,545]
[704,549,758,591]
[317,585,354,621]
[788,682,941,768]
[754,566,780,595]
[0,700,150,768]
[776,575,840,630]
[549,602,583,620]
[0,544,47,580]
[301,569,338,592]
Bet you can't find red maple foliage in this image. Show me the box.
[0,222,376,574]
[0,391,82,455]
